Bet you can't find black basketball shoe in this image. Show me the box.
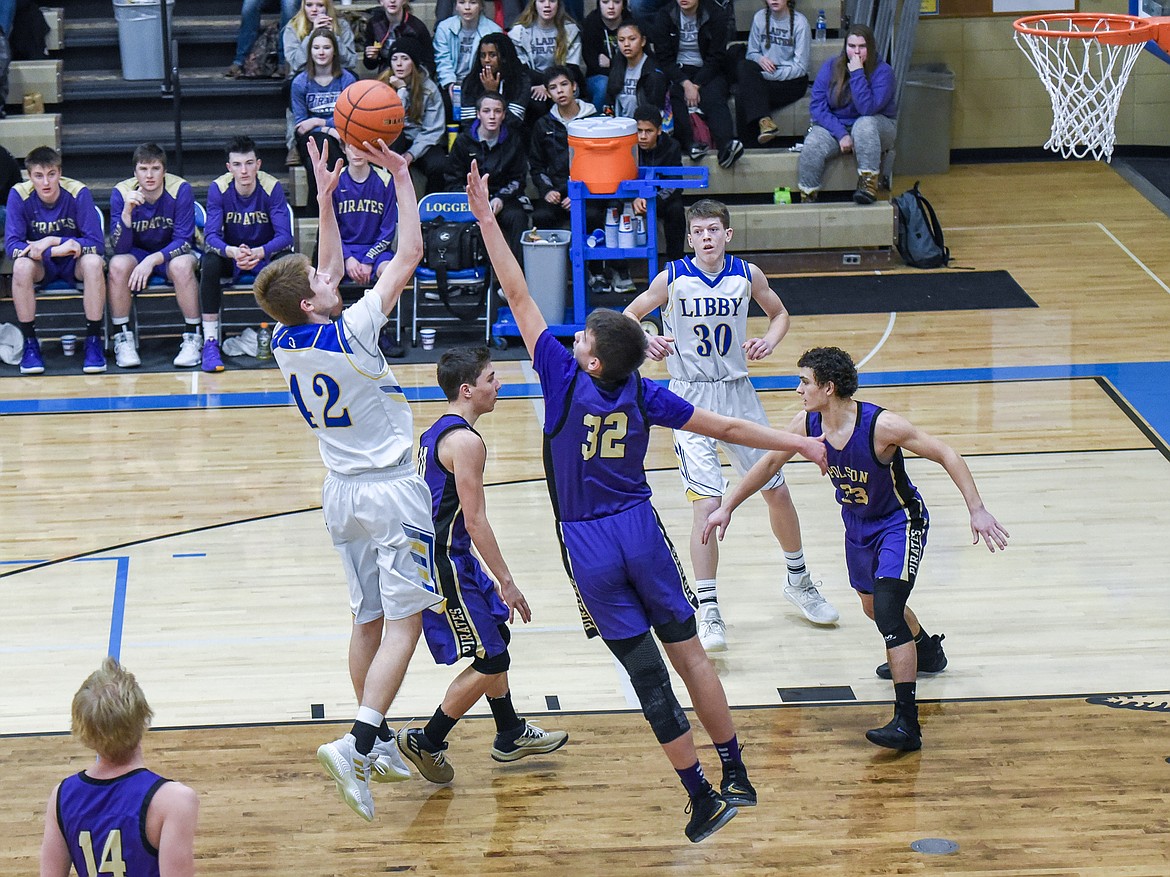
[876,633,947,680]
[684,786,738,843]
[865,711,922,751]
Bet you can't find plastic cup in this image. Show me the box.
[419,328,436,350]
[61,334,77,356]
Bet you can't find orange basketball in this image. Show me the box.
[333,80,405,150]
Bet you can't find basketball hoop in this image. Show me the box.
[1013,13,1170,161]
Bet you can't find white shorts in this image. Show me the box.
[669,377,786,500]
[322,464,445,624]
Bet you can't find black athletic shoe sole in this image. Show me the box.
[686,799,739,843]
[865,723,922,752]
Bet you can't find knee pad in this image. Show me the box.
[653,615,697,644]
[606,632,690,744]
[472,646,511,676]
[872,577,913,648]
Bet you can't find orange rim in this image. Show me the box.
[1013,12,1155,46]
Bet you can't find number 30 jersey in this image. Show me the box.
[533,331,694,522]
[807,402,928,525]
[661,255,753,383]
[273,290,413,475]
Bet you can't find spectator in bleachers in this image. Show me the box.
[382,37,448,194]
[582,0,630,108]
[361,0,434,79]
[509,0,584,122]
[529,65,597,230]
[200,135,294,373]
[459,32,530,132]
[798,23,896,204]
[446,92,529,262]
[107,143,202,370]
[0,0,11,119]
[604,19,667,120]
[434,0,503,116]
[291,27,357,207]
[632,103,685,262]
[737,0,809,147]
[4,146,106,375]
[283,0,359,73]
[226,0,299,79]
[334,141,398,285]
[653,0,744,168]
[437,0,524,30]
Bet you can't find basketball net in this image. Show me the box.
[1013,15,1149,162]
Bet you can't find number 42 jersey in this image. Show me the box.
[273,290,414,475]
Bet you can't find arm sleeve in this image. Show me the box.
[492,141,527,202]
[164,182,196,262]
[5,188,28,258]
[787,14,811,79]
[409,84,446,159]
[642,378,695,428]
[204,185,228,257]
[282,25,307,73]
[265,184,294,253]
[652,11,683,85]
[109,188,131,255]
[74,188,104,256]
[290,74,310,123]
[853,63,897,116]
[565,23,583,71]
[693,12,727,87]
[745,12,765,63]
[364,178,398,262]
[434,22,456,87]
[338,21,359,70]
[444,136,469,190]
[809,60,847,139]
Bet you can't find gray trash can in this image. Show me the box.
[521,229,569,325]
[113,0,175,80]
[893,64,955,176]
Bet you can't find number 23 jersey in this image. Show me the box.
[273,290,413,475]
[661,255,752,382]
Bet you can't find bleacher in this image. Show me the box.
[0,0,908,351]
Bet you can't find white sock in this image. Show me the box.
[696,578,718,607]
[784,550,808,586]
[112,318,129,332]
[356,705,384,728]
[202,319,219,342]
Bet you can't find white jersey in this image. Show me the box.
[273,290,413,476]
[661,255,753,383]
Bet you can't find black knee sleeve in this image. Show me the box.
[606,632,690,744]
[472,645,511,675]
[872,577,913,648]
[653,615,697,644]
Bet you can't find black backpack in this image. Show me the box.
[241,23,280,79]
[893,182,950,269]
[422,216,487,319]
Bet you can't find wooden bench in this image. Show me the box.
[44,8,64,52]
[0,114,62,156]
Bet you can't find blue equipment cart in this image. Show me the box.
[491,165,708,345]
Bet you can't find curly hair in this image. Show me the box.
[797,346,858,397]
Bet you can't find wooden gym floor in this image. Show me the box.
[2,161,1169,875]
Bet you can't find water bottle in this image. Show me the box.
[604,206,620,248]
[451,83,462,122]
[634,214,647,247]
[256,322,272,360]
[816,10,827,42]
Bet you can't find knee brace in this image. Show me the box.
[653,615,697,644]
[872,577,913,648]
[472,645,511,675]
[606,632,690,744]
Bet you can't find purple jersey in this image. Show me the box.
[204,170,294,257]
[533,330,694,522]
[5,177,104,259]
[110,174,196,262]
[333,165,398,265]
[807,401,928,526]
[56,768,169,877]
[418,413,479,559]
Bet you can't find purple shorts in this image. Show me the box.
[343,248,394,282]
[844,510,929,594]
[559,501,697,641]
[126,247,175,282]
[421,551,510,664]
[37,255,79,286]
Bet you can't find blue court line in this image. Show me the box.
[4,360,1168,444]
[69,557,130,661]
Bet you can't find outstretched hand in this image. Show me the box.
[355,138,408,175]
[801,434,829,475]
[701,507,731,545]
[306,137,344,201]
[971,508,1010,553]
[465,160,494,222]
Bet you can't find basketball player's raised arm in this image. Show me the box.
[744,263,789,361]
[361,139,423,315]
[308,138,346,287]
[701,411,809,545]
[465,161,547,358]
[622,270,674,360]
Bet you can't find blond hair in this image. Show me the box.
[71,657,153,763]
[253,254,313,325]
[291,0,341,41]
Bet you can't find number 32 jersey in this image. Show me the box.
[661,255,752,383]
[273,290,413,475]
